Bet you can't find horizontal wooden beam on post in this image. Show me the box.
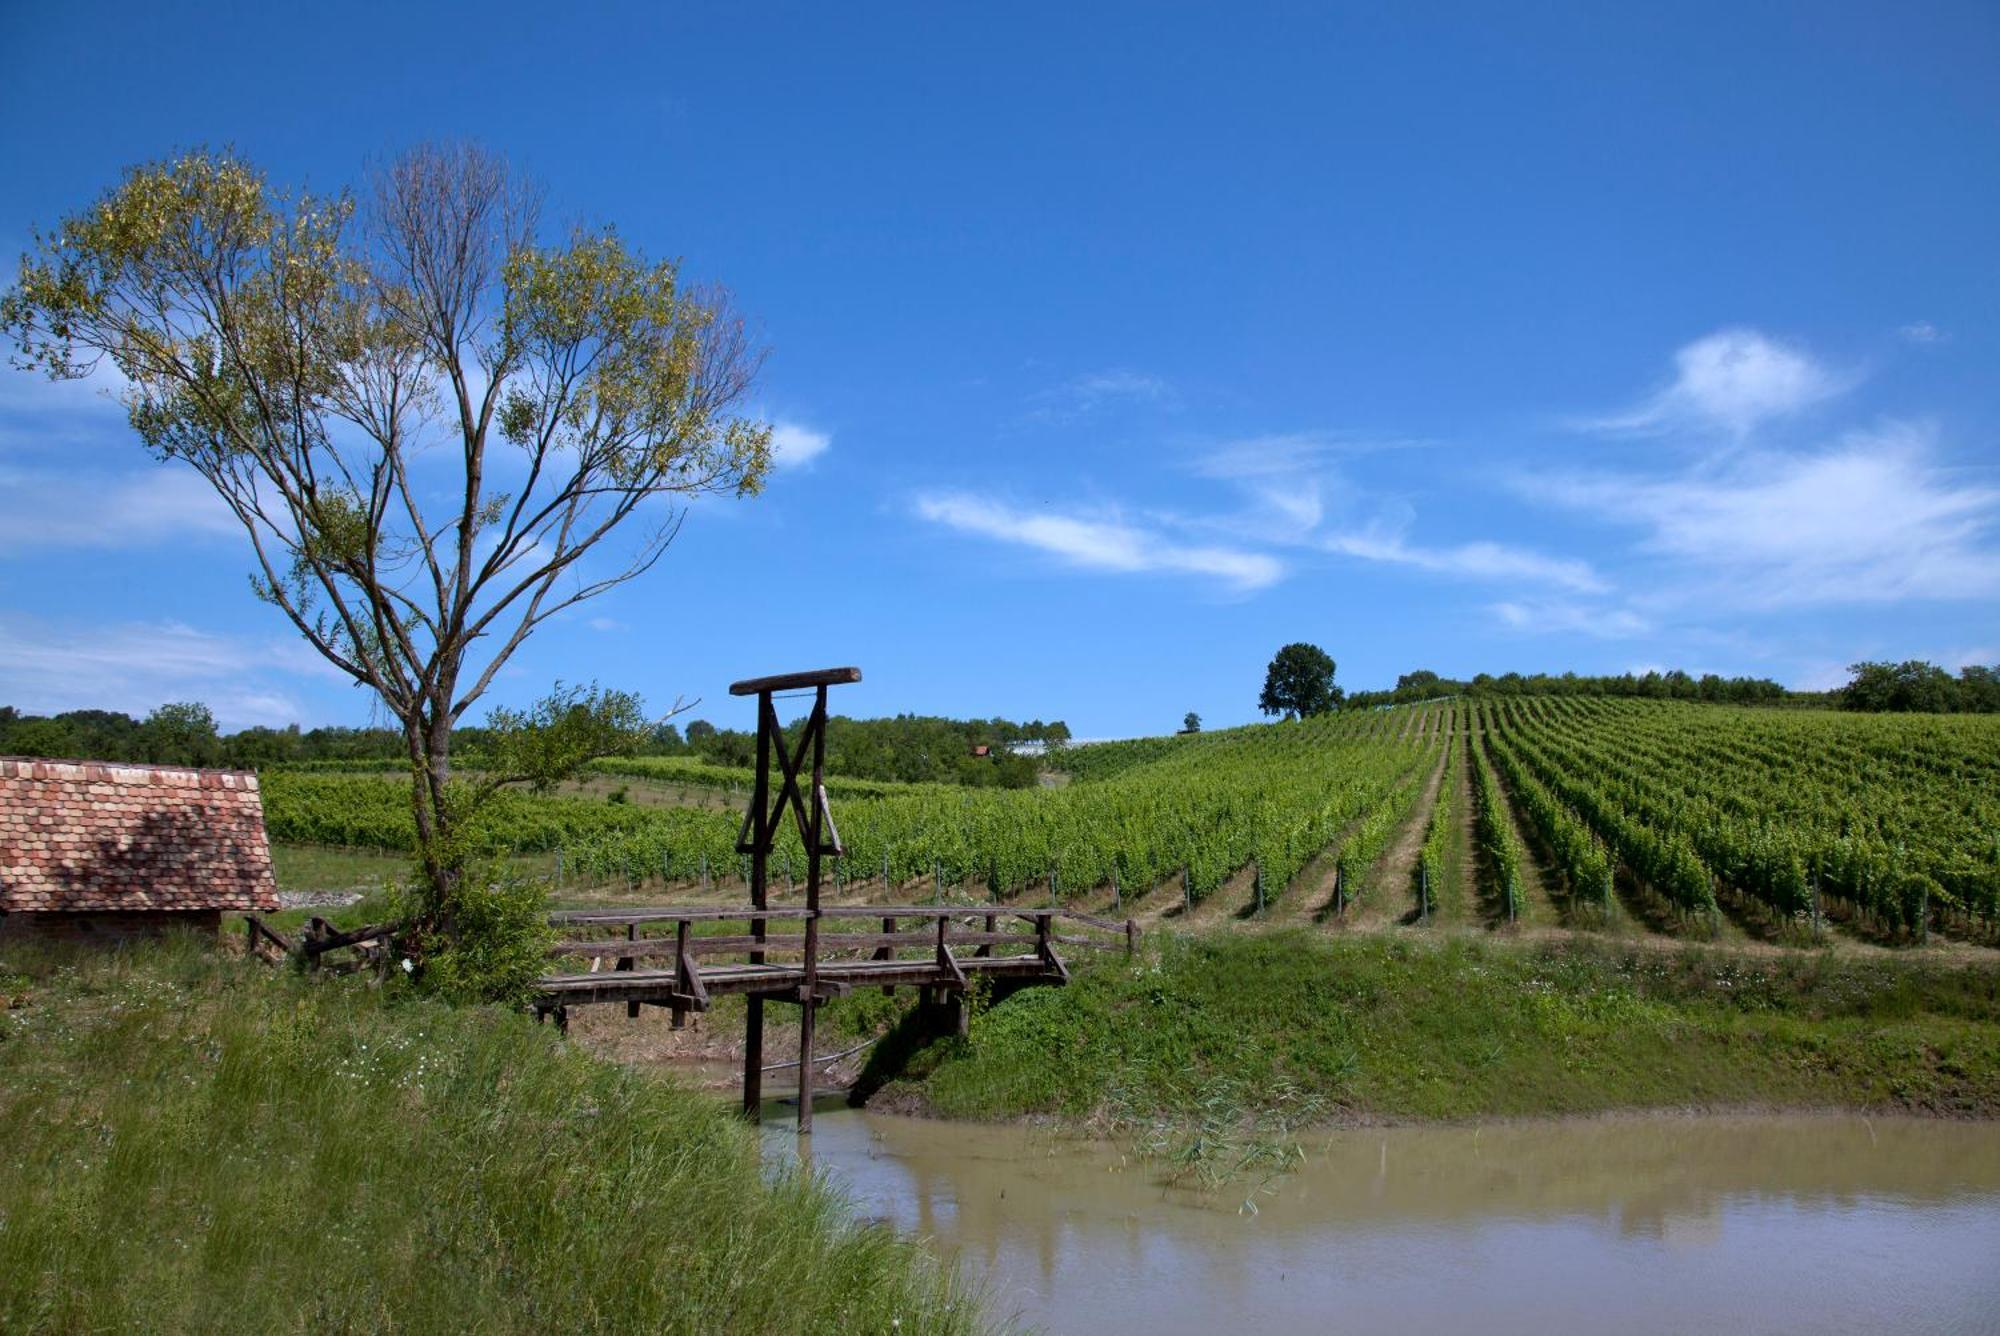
[727,666,862,696]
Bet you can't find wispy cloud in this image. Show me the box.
[0,464,239,553]
[1897,321,1946,345]
[913,491,1283,591]
[0,615,341,730]
[1186,434,1603,592]
[1578,328,1847,438]
[1024,368,1175,424]
[770,420,831,469]
[1327,532,1607,593]
[1532,421,2000,606]
[1190,431,1430,481]
[1491,599,1653,639]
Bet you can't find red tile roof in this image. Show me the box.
[0,758,278,914]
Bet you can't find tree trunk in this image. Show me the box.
[405,700,464,930]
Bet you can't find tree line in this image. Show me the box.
[0,701,1070,786]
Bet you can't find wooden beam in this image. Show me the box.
[728,666,862,696]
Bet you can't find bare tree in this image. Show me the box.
[3,145,772,923]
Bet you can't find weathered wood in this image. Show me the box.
[622,922,639,1019]
[551,907,816,926]
[550,929,1038,958]
[728,666,862,696]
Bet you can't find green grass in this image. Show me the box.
[0,938,982,1335]
[891,931,2000,1127]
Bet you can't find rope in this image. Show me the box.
[761,1034,879,1074]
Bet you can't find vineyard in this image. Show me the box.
[263,698,2000,948]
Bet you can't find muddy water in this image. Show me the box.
[765,1112,2000,1335]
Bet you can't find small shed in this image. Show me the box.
[0,757,278,943]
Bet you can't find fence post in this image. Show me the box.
[1254,858,1264,916]
[934,859,942,904]
[1420,865,1429,922]
[1335,863,1345,916]
[1183,867,1192,914]
[554,849,564,887]
[701,853,711,894]
[1111,867,1121,911]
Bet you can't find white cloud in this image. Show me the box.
[1191,431,1430,482]
[1491,600,1653,639]
[1534,421,2000,606]
[1582,328,1846,437]
[0,464,239,553]
[1069,369,1170,403]
[770,420,831,469]
[0,616,340,731]
[1897,322,1946,345]
[1324,531,1606,594]
[1181,437,1602,592]
[585,615,626,632]
[913,491,1283,591]
[1023,369,1176,424]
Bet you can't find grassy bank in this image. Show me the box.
[888,932,2000,1126]
[0,939,980,1335]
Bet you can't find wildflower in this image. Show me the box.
[400,958,415,974]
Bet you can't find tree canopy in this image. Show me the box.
[1840,661,2000,713]
[2,144,770,938]
[1258,643,1341,719]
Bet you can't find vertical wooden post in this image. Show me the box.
[672,916,691,1030]
[623,921,640,1018]
[798,682,830,1136]
[743,695,773,1124]
[1125,918,1137,958]
[878,915,896,994]
[977,912,995,959]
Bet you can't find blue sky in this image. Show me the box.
[1,2,1996,736]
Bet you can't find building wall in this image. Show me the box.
[0,908,223,945]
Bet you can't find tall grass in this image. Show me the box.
[0,937,981,1334]
[893,931,2000,1127]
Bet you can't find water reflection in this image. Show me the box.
[768,1113,2000,1335]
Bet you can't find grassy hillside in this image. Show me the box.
[885,932,2000,1127]
[0,938,980,1335]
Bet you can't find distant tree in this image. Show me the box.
[1395,670,1441,691]
[141,702,222,767]
[3,145,769,945]
[1258,643,1341,719]
[1182,711,1202,734]
[1841,660,1995,713]
[3,718,77,758]
[684,720,718,745]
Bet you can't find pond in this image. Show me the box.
[765,1110,2000,1335]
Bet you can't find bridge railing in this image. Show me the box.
[546,904,1135,973]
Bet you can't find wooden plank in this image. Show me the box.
[816,904,1037,922]
[728,666,862,696]
[549,929,1037,958]
[549,907,816,925]
[1057,910,1131,933]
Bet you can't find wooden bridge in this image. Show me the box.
[530,665,1136,1134]
[533,903,1135,1114]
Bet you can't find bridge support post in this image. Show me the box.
[730,666,860,1136]
[743,996,764,1119]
